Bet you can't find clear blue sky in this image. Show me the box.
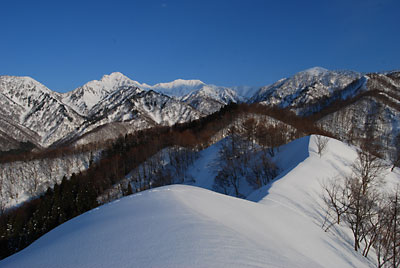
[1,0,399,92]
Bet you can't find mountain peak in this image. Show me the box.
[62,72,142,116]
[84,72,135,90]
[0,75,53,95]
[100,72,130,82]
[300,67,329,76]
[150,79,206,97]
[153,79,205,89]
[77,72,144,97]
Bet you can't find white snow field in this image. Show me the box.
[3,135,395,268]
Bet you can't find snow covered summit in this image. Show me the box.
[62,72,143,116]
[301,66,329,76]
[250,67,361,115]
[150,79,206,97]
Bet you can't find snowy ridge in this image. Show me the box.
[150,79,206,97]
[1,135,386,267]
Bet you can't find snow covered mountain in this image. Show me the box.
[180,85,243,114]
[0,72,254,151]
[251,67,362,115]
[63,74,244,117]
[248,67,400,160]
[1,135,388,267]
[316,71,400,158]
[1,68,398,153]
[62,72,144,116]
[61,87,203,146]
[142,79,244,114]
[0,74,208,150]
[0,76,84,148]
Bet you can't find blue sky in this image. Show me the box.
[1,0,399,92]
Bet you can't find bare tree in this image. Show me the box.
[374,203,392,268]
[0,176,5,215]
[321,177,349,230]
[246,150,278,189]
[316,135,329,157]
[322,147,387,255]
[375,186,400,268]
[27,164,41,196]
[390,133,400,172]
[242,117,257,150]
[4,168,19,201]
[213,135,244,197]
[345,149,386,253]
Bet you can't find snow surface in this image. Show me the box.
[2,135,389,268]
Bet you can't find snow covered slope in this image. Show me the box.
[231,85,260,99]
[59,87,203,146]
[180,85,242,114]
[316,71,400,159]
[2,135,389,267]
[1,184,373,268]
[88,88,202,126]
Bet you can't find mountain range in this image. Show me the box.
[1,67,399,155]
[0,73,241,150]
